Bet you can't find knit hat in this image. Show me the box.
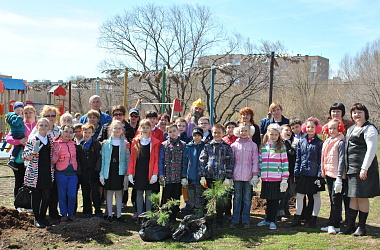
[13,101,24,110]
[192,126,204,137]
[267,123,281,133]
[192,99,204,109]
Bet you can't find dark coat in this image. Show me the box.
[295,135,323,178]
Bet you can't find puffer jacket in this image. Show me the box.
[6,112,25,134]
[52,138,77,171]
[295,135,323,178]
[182,141,205,184]
[231,137,259,181]
[101,137,130,179]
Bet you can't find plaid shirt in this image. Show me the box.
[199,140,234,179]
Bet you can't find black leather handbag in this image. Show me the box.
[14,186,32,209]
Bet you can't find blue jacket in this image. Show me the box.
[79,110,112,127]
[182,141,205,184]
[295,135,323,178]
[6,112,25,134]
[262,115,290,135]
[100,137,130,179]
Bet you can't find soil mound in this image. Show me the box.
[0,207,34,230]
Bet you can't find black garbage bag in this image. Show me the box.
[139,214,173,242]
[172,215,213,242]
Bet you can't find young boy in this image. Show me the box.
[176,117,189,143]
[76,123,103,218]
[222,121,238,145]
[159,123,186,223]
[290,118,303,143]
[73,123,84,145]
[199,124,234,230]
[198,116,213,143]
[182,127,205,214]
[6,101,25,170]
[145,110,165,143]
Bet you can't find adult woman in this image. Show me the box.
[6,105,37,211]
[322,103,355,140]
[262,102,289,135]
[157,113,170,140]
[29,106,60,139]
[343,103,380,236]
[238,107,261,147]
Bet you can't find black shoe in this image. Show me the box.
[352,211,368,236]
[305,216,317,228]
[34,220,46,228]
[216,224,223,231]
[106,216,113,222]
[117,217,127,223]
[41,218,51,227]
[342,209,358,235]
[290,215,302,227]
[7,160,18,171]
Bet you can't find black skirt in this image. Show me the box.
[104,146,124,190]
[347,169,380,198]
[295,175,325,196]
[285,178,296,199]
[260,181,284,200]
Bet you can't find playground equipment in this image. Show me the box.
[48,85,67,116]
[134,98,182,120]
[0,78,27,152]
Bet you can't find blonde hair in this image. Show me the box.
[36,118,49,127]
[234,122,255,137]
[24,105,36,114]
[108,120,123,138]
[60,112,73,126]
[269,102,283,114]
[40,105,59,118]
[261,127,283,153]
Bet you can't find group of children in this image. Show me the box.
[8,102,353,235]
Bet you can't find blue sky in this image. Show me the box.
[1,0,379,81]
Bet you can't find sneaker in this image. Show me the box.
[106,216,113,222]
[84,214,92,219]
[42,218,51,227]
[7,161,18,171]
[269,222,277,230]
[34,219,46,228]
[132,212,138,219]
[328,226,336,234]
[60,216,68,224]
[321,226,329,232]
[68,215,76,221]
[17,207,23,213]
[230,223,237,229]
[243,223,251,229]
[257,219,270,226]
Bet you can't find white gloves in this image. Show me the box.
[149,174,158,184]
[280,179,288,192]
[123,175,129,190]
[223,178,233,186]
[99,175,105,186]
[128,174,134,185]
[181,178,188,187]
[314,179,322,188]
[250,176,260,188]
[200,177,206,187]
[32,140,44,154]
[334,178,343,193]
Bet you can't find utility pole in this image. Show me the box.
[268,51,275,107]
[210,64,215,126]
[162,66,166,114]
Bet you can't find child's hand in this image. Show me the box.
[149,174,158,184]
[250,176,260,188]
[280,179,288,192]
[32,140,43,154]
[334,179,343,193]
[99,175,105,185]
[181,178,188,187]
[128,174,134,185]
[200,177,207,188]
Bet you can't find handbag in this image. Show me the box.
[15,148,24,164]
[14,186,32,209]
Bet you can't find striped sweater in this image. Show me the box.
[259,142,289,182]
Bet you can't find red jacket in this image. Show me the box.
[127,136,160,181]
[222,135,238,145]
[151,127,165,143]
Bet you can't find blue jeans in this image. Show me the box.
[56,173,78,217]
[232,181,252,224]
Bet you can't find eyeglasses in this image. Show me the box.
[130,114,139,118]
[113,113,124,117]
[199,122,209,126]
[44,115,56,118]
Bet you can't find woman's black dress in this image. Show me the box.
[104,146,123,190]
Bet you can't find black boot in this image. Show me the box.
[290,214,301,227]
[353,211,368,236]
[305,216,317,228]
[342,208,358,235]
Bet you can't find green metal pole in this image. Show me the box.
[210,64,215,126]
[162,66,166,114]
[96,77,99,96]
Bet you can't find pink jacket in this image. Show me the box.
[231,137,259,181]
[6,120,37,154]
[52,138,77,171]
[321,134,346,179]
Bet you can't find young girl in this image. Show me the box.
[127,119,160,218]
[291,117,324,228]
[23,118,54,228]
[257,124,289,230]
[230,122,259,229]
[100,120,130,222]
[52,125,78,223]
[321,119,346,234]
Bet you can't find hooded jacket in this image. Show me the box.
[231,137,259,181]
[182,141,205,184]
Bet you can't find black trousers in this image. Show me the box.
[13,163,26,206]
[32,188,50,220]
[161,183,182,220]
[48,180,59,218]
[326,176,343,228]
[266,199,279,223]
[80,176,102,215]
